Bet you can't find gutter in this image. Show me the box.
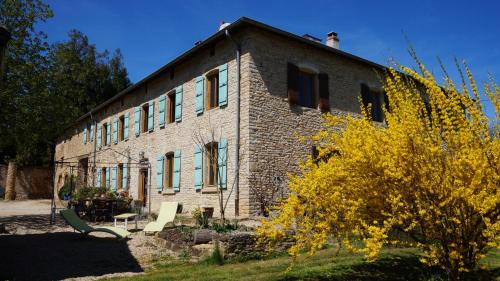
[225,29,241,217]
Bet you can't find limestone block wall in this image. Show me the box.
[245,27,383,215]
[54,31,253,218]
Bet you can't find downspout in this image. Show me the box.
[225,29,241,217]
[91,112,97,185]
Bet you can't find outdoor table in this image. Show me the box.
[113,213,137,230]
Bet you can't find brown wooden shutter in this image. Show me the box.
[318,73,330,112]
[287,63,299,105]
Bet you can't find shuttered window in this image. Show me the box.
[122,164,128,191]
[167,91,175,124]
[147,102,154,132]
[287,63,318,109]
[159,95,166,127]
[173,150,181,191]
[105,122,111,146]
[218,138,228,189]
[83,127,87,144]
[111,166,117,191]
[164,152,174,189]
[156,155,164,191]
[134,107,141,136]
[124,113,129,140]
[113,117,118,144]
[175,85,183,122]
[194,145,203,190]
[205,142,218,186]
[318,73,330,112]
[195,76,205,114]
[218,63,228,106]
[361,84,385,122]
[206,71,219,110]
[97,124,102,148]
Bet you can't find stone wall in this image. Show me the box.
[54,29,253,218]
[0,164,52,199]
[245,27,383,216]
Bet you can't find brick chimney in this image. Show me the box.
[326,32,339,49]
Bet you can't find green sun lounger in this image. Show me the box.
[143,202,178,234]
[60,209,131,239]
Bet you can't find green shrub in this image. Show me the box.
[192,207,209,228]
[202,240,224,265]
[211,220,238,233]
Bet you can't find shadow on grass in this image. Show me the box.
[0,231,142,280]
[283,253,499,281]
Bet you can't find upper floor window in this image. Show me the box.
[206,71,219,110]
[141,104,149,133]
[118,115,125,141]
[287,63,330,111]
[167,91,176,124]
[102,123,109,146]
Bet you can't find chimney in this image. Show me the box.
[326,32,339,49]
[219,21,231,31]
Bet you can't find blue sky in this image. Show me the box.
[40,0,499,120]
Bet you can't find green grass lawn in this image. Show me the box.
[109,247,500,281]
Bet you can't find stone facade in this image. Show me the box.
[54,19,383,218]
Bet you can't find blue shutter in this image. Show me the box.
[105,167,110,188]
[124,113,129,140]
[111,166,117,191]
[156,155,164,191]
[106,123,111,145]
[83,127,87,144]
[194,145,203,190]
[97,124,102,148]
[148,102,154,132]
[173,149,181,192]
[218,138,228,189]
[134,107,141,136]
[218,63,228,106]
[96,169,101,187]
[122,164,128,191]
[195,76,205,114]
[90,123,94,142]
[175,86,183,122]
[159,95,166,127]
[113,117,118,144]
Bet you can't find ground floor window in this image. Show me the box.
[205,142,218,186]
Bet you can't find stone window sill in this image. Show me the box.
[201,186,219,194]
[162,189,176,195]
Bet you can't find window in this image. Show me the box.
[287,63,318,109]
[102,123,108,145]
[101,167,107,187]
[298,70,317,108]
[205,142,219,186]
[164,152,174,189]
[167,91,176,124]
[118,115,125,141]
[361,84,387,122]
[206,71,219,110]
[141,104,149,133]
[117,163,123,190]
[86,123,91,143]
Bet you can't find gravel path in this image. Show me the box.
[0,200,170,281]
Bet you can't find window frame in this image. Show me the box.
[297,69,318,109]
[205,70,219,111]
[141,104,149,133]
[102,123,108,146]
[204,142,219,187]
[118,115,125,141]
[163,152,174,189]
[167,90,176,124]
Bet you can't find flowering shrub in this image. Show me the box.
[257,59,499,280]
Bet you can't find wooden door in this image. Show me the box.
[138,170,147,206]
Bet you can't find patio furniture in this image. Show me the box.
[60,209,130,239]
[143,202,178,234]
[114,213,137,231]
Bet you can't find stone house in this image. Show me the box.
[54,17,386,218]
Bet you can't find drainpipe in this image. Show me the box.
[91,112,97,185]
[225,29,241,217]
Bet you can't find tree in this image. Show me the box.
[257,59,499,280]
[0,0,131,166]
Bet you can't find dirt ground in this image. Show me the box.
[0,199,170,281]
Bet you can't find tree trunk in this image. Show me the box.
[4,161,17,201]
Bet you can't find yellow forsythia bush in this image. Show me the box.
[257,60,499,280]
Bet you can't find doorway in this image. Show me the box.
[138,169,148,206]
